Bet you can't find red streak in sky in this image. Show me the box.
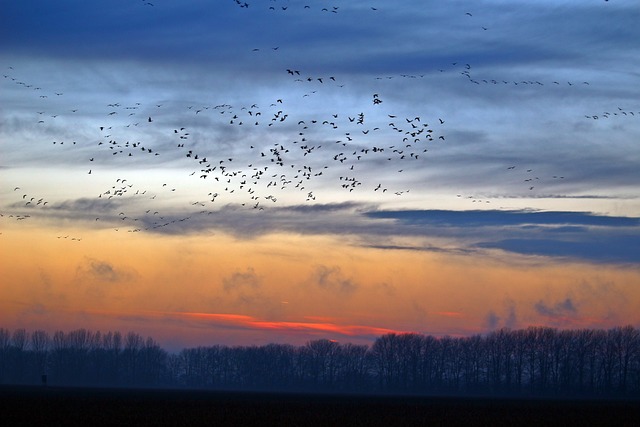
[434,311,464,318]
[173,311,403,337]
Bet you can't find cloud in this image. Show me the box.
[485,311,500,330]
[311,265,358,294]
[505,301,518,329]
[75,257,135,286]
[222,267,261,292]
[361,243,475,255]
[21,194,639,265]
[365,209,640,264]
[534,298,577,318]
[485,299,518,331]
[85,259,123,282]
[475,235,640,264]
[364,209,640,228]
[89,261,118,282]
[130,202,377,238]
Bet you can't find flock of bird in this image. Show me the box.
[231,0,378,13]
[2,59,452,236]
[1,1,629,241]
[585,107,640,121]
[369,62,598,91]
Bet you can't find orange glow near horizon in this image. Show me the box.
[1,221,640,349]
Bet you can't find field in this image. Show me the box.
[1,385,639,426]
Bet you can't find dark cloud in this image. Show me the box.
[11,188,640,264]
[475,235,640,264]
[364,209,640,263]
[137,206,640,245]
[364,209,640,228]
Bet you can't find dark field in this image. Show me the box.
[1,385,638,427]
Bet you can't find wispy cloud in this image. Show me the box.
[535,298,577,318]
[76,257,135,284]
[310,265,358,294]
[223,268,261,292]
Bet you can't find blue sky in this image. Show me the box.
[3,0,639,263]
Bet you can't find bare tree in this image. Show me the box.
[30,329,50,378]
[371,333,399,389]
[0,328,11,383]
[1,325,638,395]
[123,331,144,384]
[336,342,369,390]
[303,339,340,388]
[11,329,28,382]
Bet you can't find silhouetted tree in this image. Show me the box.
[30,329,50,381]
[371,333,399,389]
[460,335,484,392]
[122,331,144,385]
[11,328,28,383]
[335,342,369,390]
[302,339,340,388]
[1,325,639,396]
[0,328,11,383]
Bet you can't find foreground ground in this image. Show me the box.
[1,385,638,426]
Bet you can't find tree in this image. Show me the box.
[11,328,28,383]
[123,331,144,385]
[302,339,340,388]
[0,328,12,383]
[30,329,50,379]
[336,342,369,390]
[460,335,484,392]
[371,333,399,390]
[608,325,639,393]
[0,325,638,395]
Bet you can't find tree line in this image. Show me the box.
[1,326,638,397]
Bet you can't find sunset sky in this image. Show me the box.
[1,0,639,351]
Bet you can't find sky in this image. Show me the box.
[1,0,639,351]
